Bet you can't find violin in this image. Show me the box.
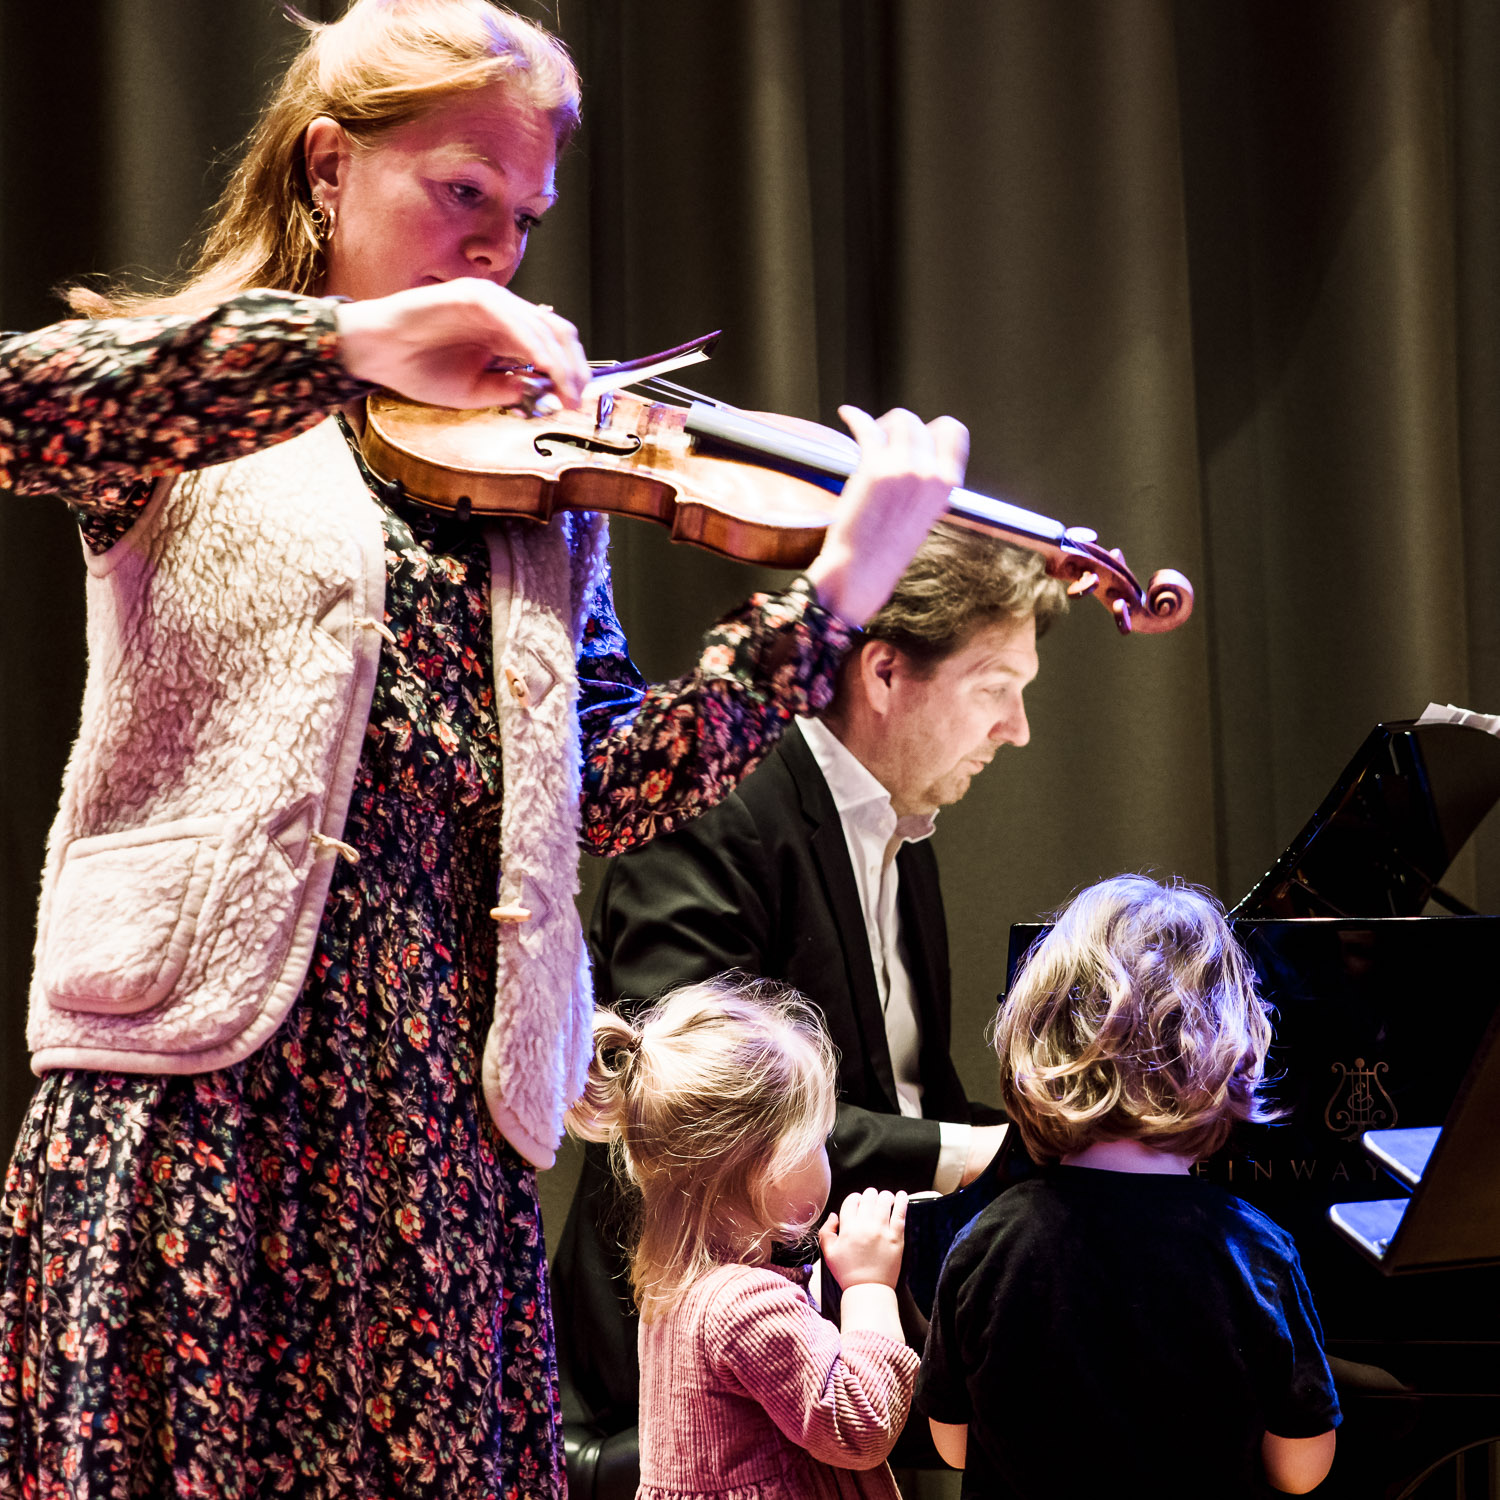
[360,354,1194,636]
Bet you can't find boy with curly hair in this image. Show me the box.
[915,876,1340,1497]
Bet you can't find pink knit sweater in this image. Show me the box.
[637,1262,919,1500]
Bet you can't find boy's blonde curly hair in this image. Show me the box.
[566,977,837,1322]
[994,875,1276,1163]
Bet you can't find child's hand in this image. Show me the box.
[818,1188,909,1290]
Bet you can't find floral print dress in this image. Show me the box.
[0,294,852,1500]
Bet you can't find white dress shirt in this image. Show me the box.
[799,717,970,1194]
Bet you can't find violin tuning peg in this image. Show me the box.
[1067,571,1099,599]
[1111,596,1133,633]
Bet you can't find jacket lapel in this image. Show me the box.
[781,723,903,1112]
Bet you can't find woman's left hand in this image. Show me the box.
[333,278,590,410]
[802,405,969,629]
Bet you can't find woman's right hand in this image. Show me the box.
[818,1187,909,1290]
[333,278,590,411]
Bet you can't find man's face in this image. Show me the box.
[876,614,1039,817]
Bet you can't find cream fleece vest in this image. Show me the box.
[28,417,606,1169]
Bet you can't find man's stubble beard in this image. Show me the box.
[921,767,978,812]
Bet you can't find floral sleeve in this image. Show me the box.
[577,569,855,855]
[0,290,371,552]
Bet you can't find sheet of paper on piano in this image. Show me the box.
[1418,701,1500,735]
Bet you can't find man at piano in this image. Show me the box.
[553,522,1066,1436]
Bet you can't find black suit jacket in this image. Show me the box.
[590,719,971,1188]
[554,722,976,1427]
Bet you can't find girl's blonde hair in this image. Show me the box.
[994,876,1275,1163]
[566,978,838,1321]
[70,0,580,317]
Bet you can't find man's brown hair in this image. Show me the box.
[859,522,1067,669]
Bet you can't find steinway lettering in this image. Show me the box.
[1194,1157,1381,1184]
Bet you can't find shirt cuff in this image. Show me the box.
[933,1122,971,1195]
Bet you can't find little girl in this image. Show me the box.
[566,978,916,1500]
[915,876,1342,1498]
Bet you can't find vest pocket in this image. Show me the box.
[39,817,224,1015]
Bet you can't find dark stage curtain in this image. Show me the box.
[2,1,1496,1176]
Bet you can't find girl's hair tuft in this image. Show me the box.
[565,976,837,1321]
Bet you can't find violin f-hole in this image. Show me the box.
[533,429,643,460]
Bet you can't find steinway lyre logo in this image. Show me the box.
[1324,1057,1398,1141]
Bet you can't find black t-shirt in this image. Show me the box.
[915,1166,1341,1500]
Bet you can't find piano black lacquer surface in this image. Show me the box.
[1005,720,1500,1498]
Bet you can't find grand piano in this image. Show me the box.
[999,713,1500,1499]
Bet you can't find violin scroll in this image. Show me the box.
[1142,569,1195,633]
[1044,531,1195,635]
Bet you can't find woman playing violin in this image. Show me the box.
[0,4,967,1497]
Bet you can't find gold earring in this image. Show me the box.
[310,198,335,243]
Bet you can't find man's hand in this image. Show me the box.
[960,1124,1009,1187]
[333,278,590,411]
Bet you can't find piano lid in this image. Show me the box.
[1233,718,1500,919]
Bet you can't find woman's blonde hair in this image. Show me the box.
[994,875,1275,1163]
[70,0,580,317]
[565,978,838,1321]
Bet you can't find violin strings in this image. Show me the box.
[629,376,731,409]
